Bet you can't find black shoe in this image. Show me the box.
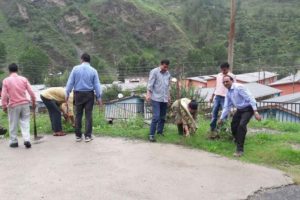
[10,143,18,148]
[24,141,31,148]
[76,137,82,142]
[84,136,93,143]
[149,136,156,142]
[0,127,7,135]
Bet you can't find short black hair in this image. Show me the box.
[188,100,198,110]
[223,74,234,81]
[220,62,230,69]
[81,53,91,63]
[161,59,170,65]
[8,63,18,72]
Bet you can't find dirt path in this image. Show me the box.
[0,135,293,200]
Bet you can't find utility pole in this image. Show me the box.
[292,72,295,94]
[228,0,236,72]
[176,65,181,100]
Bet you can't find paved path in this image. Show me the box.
[0,135,293,200]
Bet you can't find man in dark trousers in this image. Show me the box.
[146,59,171,142]
[40,87,74,136]
[218,75,261,157]
[65,53,102,142]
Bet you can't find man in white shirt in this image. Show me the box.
[209,62,235,139]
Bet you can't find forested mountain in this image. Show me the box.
[0,0,299,84]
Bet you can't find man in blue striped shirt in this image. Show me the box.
[146,59,171,142]
[65,53,102,142]
[218,75,261,157]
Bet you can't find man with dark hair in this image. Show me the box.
[171,98,198,136]
[218,75,261,157]
[146,59,171,142]
[66,53,102,142]
[81,53,90,62]
[1,63,36,148]
[208,62,235,139]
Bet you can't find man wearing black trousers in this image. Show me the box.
[65,53,102,142]
[218,75,261,157]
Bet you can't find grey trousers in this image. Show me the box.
[8,104,31,144]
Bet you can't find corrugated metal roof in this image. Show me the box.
[185,77,207,83]
[263,92,300,103]
[243,82,281,99]
[186,71,277,84]
[199,75,215,80]
[106,95,144,104]
[269,71,300,86]
[197,82,281,102]
[236,71,277,83]
[185,75,216,83]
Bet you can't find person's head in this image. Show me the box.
[8,63,18,73]
[81,53,91,63]
[223,75,234,89]
[160,59,170,73]
[188,100,198,115]
[220,62,230,74]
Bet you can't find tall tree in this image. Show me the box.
[19,46,49,84]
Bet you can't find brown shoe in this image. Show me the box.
[233,151,243,157]
[53,132,66,136]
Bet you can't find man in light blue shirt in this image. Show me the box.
[65,53,102,142]
[146,59,171,142]
[218,75,261,157]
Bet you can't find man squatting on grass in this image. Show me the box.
[170,98,198,137]
[218,75,262,157]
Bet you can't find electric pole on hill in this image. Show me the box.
[228,0,236,72]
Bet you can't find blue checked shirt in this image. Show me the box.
[147,67,171,103]
[220,83,257,120]
[65,62,102,100]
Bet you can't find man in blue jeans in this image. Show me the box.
[146,59,171,142]
[209,62,235,139]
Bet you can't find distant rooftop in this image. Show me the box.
[269,70,300,86]
[185,71,277,84]
[185,77,207,83]
[198,82,281,102]
[263,92,300,103]
[243,82,281,98]
[236,71,277,83]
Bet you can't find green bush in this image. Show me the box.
[44,70,70,87]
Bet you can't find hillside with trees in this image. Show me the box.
[0,0,299,84]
